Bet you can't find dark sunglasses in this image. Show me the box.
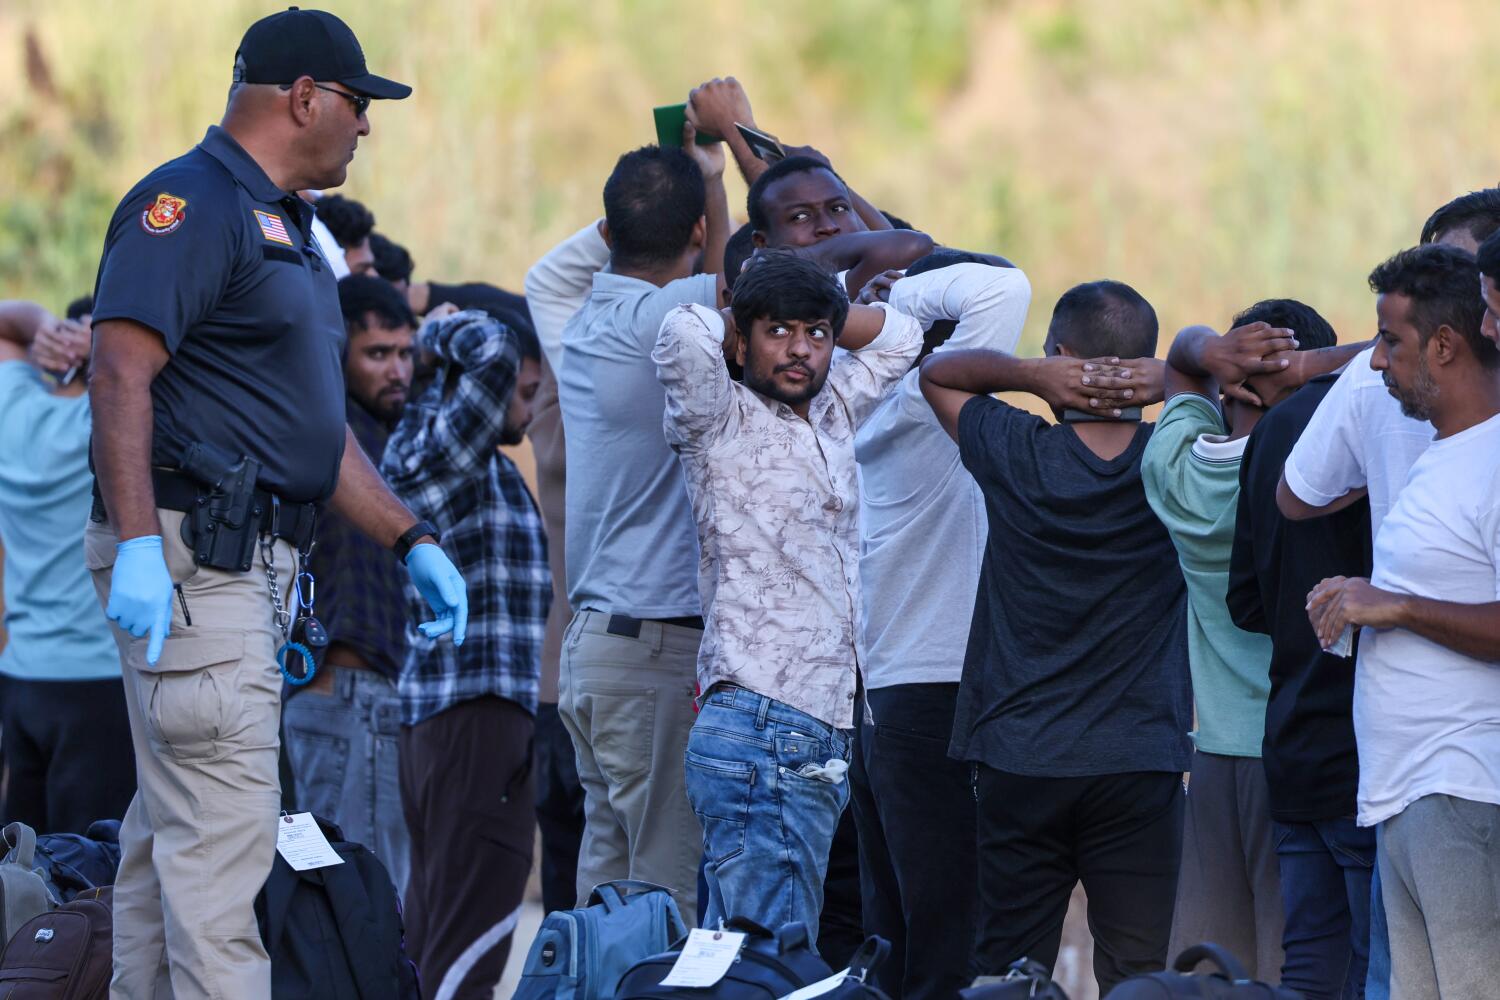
[280,82,370,118]
[315,84,371,117]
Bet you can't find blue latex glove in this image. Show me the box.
[406,542,468,645]
[106,535,175,665]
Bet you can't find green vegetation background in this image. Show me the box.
[2,0,1499,352]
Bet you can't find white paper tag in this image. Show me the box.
[1323,623,1354,658]
[778,968,851,1000]
[659,928,746,987]
[275,812,345,871]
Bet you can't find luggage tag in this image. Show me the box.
[275,812,345,871]
[659,926,747,988]
[778,969,853,1000]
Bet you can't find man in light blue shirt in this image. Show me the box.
[556,138,729,914]
[0,297,135,833]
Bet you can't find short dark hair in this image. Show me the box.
[369,232,414,284]
[1420,189,1500,246]
[338,274,415,333]
[746,156,845,234]
[724,223,756,290]
[731,250,849,341]
[1047,280,1158,360]
[65,295,93,321]
[1368,244,1495,368]
[1476,229,1500,283]
[602,146,706,268]
[317,194,375,249]
[1230,299,1337,352]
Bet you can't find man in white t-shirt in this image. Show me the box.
[850,252,1030,999]
[1277,192,1500,1000]
[1299,244,1500,1000]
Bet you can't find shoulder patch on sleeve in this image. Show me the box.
[140,192,188,235]
[253,210,295,246]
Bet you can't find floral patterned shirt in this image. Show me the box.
[653,302,923,727]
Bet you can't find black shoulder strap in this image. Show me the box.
[322,845,395,999]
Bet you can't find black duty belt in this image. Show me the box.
[605,614,705,638]
[153,468,318,551]
[90,469,318,552]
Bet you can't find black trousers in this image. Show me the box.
[534,701,585,914]
[975,766,1184,996]
[400,696,535,1000]
[850,683,977,1000]
[0,674,135,833]
[819,805,864,969]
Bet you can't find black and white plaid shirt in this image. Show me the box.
[382,310,551,725]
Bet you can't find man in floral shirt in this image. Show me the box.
[653,251,921,944]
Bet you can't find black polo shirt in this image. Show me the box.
[93,126,347,503]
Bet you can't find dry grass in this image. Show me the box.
[2,0,1499,355]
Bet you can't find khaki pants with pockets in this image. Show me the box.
[86,509,292,1000]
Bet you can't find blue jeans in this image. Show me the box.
[684,686,851,946]
[1367,863,1390,1000]
[282,667,409,896]
[1274,817,1375,1000]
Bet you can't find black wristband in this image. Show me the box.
[393,520,440,562]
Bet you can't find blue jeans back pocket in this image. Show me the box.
[684,748,754,865]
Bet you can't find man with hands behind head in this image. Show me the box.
[85,10,465,997]
[556,125,730,919]
[0,301,136,837]
[654,250,923,945]
[685,76,932,301]
[920,280,1192,996]
[382,304,549,999]
[1142,311,1360,984]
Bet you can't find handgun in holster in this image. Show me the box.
[178,442,263,572]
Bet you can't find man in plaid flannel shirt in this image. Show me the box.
[381,304,549,999]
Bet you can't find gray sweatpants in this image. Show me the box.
[1378,794,1500,1000]
[1168,750,1285,979]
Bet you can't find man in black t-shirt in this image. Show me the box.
[1229,372,1374,1000]
[920,280,1192,996]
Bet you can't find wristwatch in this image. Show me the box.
[393,520,440,561]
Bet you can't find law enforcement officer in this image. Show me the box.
[85,10,466,998]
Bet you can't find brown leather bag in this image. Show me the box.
[0,886,112,999]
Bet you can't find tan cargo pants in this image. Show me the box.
[86,509,293,1000]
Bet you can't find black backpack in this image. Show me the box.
[961,959,1072,1000]
[35,821,122,903]
[1104,944,1301,999]
[616,919,885,1000]
[254,817,419,1000]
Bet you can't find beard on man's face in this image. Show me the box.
[499,421,528,446]
[1382,358,1438,421]
[743,357,830,408]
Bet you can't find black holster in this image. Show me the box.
[178,442,264,572]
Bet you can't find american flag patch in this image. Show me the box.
[253,210,294,246]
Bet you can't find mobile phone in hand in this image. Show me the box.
[735,122,785,163]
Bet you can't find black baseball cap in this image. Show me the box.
[234,7,411,100]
